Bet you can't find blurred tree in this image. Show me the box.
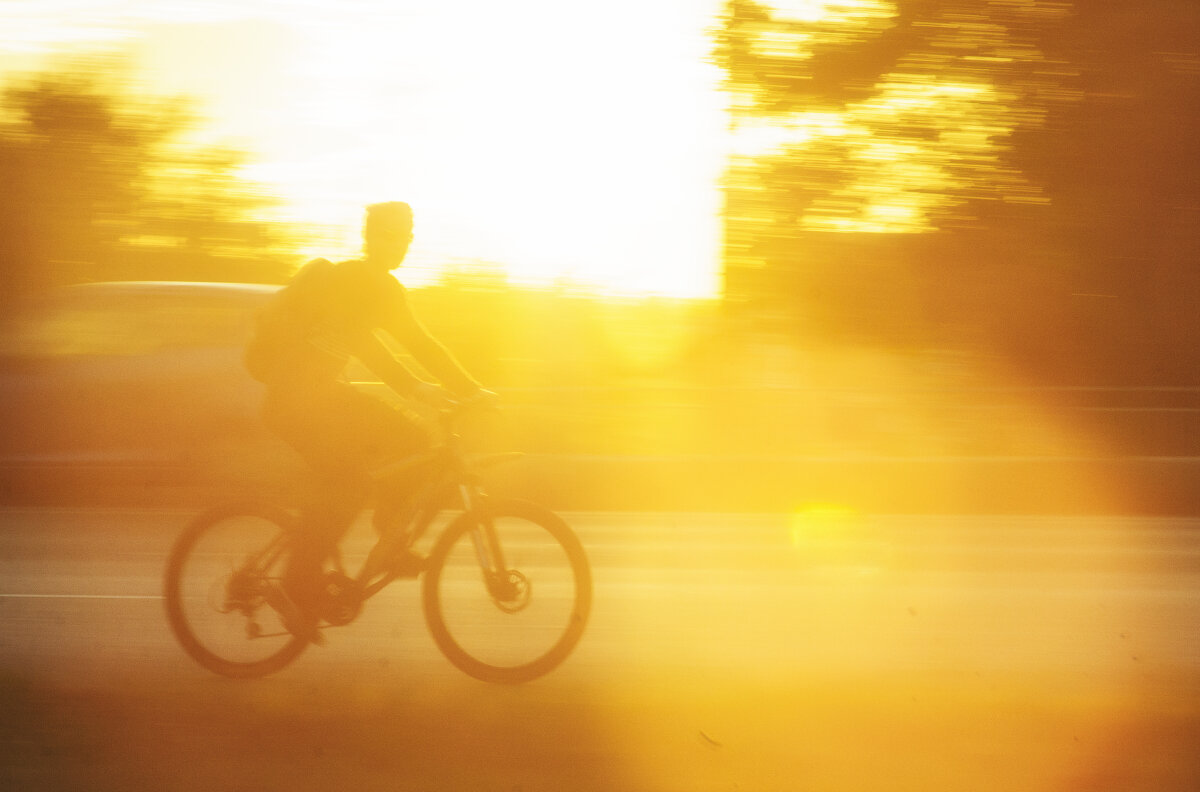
[713,0,1200,385]
[125,144,298,284]
[0,61,300,310]
[715,0,1071,296]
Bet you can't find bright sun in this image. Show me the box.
[150,1,730,299]
[2,1,729,298]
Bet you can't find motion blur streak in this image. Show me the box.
[2,510,1199,791]
[723,0,1065,238]
[595,512,1200,791]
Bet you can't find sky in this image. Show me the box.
[0,0,730,297]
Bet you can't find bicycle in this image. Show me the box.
[163,400,592,684]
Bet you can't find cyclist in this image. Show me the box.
[245,201,490,636]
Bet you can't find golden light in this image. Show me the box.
[729,0,1054,234]
[767,0,897,25]
[221,1,730,299]
[1,0,730,298]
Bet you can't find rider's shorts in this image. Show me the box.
[262,382,430,481]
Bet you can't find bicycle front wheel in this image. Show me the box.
[163,503,309,678]
[422,499,592,684]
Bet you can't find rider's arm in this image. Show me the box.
[353,332,432,399]
[382,296,484,400]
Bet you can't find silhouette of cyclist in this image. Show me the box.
[246,201,490,635]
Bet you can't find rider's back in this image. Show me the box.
[244,257,401,390]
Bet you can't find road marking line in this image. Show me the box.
[0,593,162,600]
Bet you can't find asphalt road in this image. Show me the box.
[1,507,1199,791]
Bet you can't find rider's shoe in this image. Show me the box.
[266,579,325,646]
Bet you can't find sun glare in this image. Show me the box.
[180,1,729,298]
[1,1,729,299]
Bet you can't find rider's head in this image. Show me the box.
[363,201,413,269]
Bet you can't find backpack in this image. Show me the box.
[243,258,335,384]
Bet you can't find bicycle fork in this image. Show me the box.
[461,484,518,603]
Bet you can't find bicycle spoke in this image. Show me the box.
[164,505,309,677]
[423,500,591,683]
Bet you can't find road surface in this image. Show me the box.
[2,507,1199,791]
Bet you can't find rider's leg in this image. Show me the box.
[264,386,371,628]
[336,390,433,537]
[282,471,369,616]
[265,384,430,626]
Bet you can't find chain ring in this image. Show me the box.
[316,571,364,626]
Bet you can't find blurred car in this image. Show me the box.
[0,280,296,499]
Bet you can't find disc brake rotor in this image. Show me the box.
[492,570,531,614]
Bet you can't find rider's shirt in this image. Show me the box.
[250,256,479,400]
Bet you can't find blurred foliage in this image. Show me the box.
[0,58,302,309]
[714,0,1200,386]
[715,0,1065,235]
[412,276,721,390]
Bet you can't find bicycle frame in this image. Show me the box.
[354,406,523,601]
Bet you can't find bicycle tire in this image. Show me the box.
[163,502,310,678]
[422,498,592,684]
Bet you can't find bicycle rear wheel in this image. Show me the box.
[422,498,591,684]
[163,503,309,678]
